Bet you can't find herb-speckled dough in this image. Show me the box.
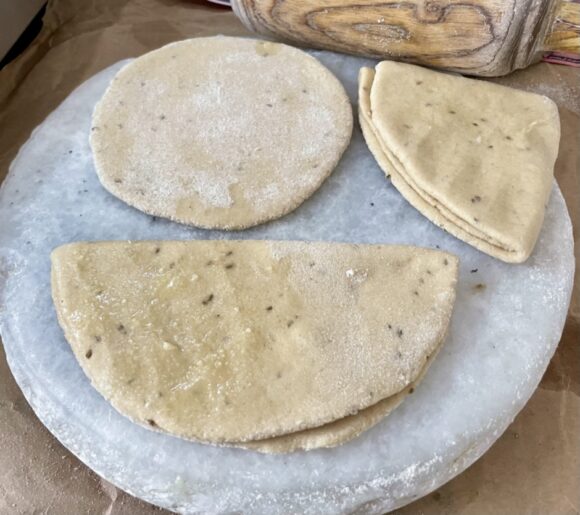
[238,343,441,453]
[359,62,560,263]
[90,36,352,230]
[51,241,458,445]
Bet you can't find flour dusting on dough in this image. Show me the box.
[90,37,353,229]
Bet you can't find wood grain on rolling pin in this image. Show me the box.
[232,0,579,76]
[543,1,580,53]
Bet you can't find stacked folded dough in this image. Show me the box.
[51,240,457,453]
[359,61,560,263]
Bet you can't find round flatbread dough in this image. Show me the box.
[90,36,353,230]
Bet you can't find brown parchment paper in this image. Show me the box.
[0,1,578,513]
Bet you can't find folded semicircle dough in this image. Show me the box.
[51,240,458,446]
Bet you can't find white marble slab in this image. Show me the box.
[0,50,574,514]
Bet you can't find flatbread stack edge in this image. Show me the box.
[359,61,560,263]
[51,240,458,453]
[239,340,443,453]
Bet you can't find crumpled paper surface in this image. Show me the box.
[0,0,578,513]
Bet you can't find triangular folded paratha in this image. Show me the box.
[52,240,457,445]
[359,61,560,263]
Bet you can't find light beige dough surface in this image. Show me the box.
[359,61,560,263]
[90,36,353,230]
[238,342,442,453]
[51,240,457,444]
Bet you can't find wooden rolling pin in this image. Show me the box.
[231,0,580,76]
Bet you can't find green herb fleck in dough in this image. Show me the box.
[397,329,403,337]
[117,324,127,335]
[225,263,235,270]
[287,320,294,328]
[409,387,415,394]
[448,110,456,114]
[225,251,233,257]
[471,195,482,203]
[266,306,273,311]
[202,293,214,305]
[146,419,157,427]
[94,335,102,343]
[206,260,214,266]
[85,349,93,359]
[443,258,448,266]
[154,247,160,254]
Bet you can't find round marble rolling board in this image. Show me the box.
[0,48,574,514]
